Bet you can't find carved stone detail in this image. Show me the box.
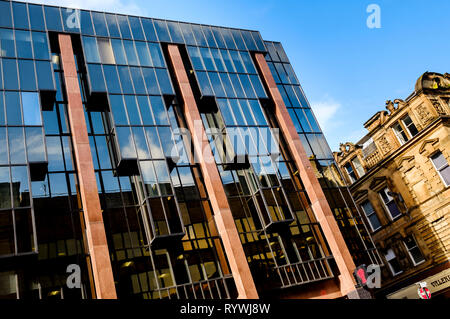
[416,103,432,124]
[378,136,391,154]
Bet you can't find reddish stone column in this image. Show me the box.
[166,44,258,299]
[254,53,358,297]
[58,34,117,299]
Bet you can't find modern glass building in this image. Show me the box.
[0,0,381,299]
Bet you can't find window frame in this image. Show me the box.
[344,162,357,183]
[401,114,419,138]
[384,248,403,277]
[403,234,425,266]
[360,200,382,232]
[392,121,409,145]
[430,151,450,187]
[378,187,402,221]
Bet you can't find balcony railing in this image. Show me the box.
[364,149,383,170]
[276,257,334,288]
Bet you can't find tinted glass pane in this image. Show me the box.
[0,128,7,164]
[116,126,137,159]
[109,94,128,125]
[149,96,169,125]
[191,25,207,46]
[116,15,132,39]
[141,18,158,42]
[130,67,146,94]
[140,161,158,196]
[0,29,15,57]
[28,4,45,31]
[231,30,246,50]
[123,40,138,65]
[26,127,46,162]
[9,127,26,164]
[148,43,165,68]
[135,42,152,67]
[0,93,4,125]
[82,36,100,63]
[80,10,94,35]
[124,95,141,125]
[103,65,121,94]
[142,67,160,95]
[197,71,213,96]
[87,63,105,92]
[22,92,41,125]
[97,38,115,64]
[32,32,50,60]
[44,6,63,31]
[18,60,36,91]
[61,8,81,33]
[111,39,127,65]
[15,30,31,59]
[105,14,120,37]
[11,166,29,207]
[153,20,171,42]
[144,127,163,159]
[167,22,184,43]
[128,17,145,40]
[155,68,174,95]
[12,2,29,29]
[117,66,134,94]
[5,92,21,125]
[92,12,109,37]
[132,127,150,159]
[137,96,154,125]
[0,1,12,28]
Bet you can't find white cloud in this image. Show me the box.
[310,98,341,129]
[25,0,142,16]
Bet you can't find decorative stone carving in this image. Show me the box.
[430,99,446,115]
[416,103,432,124]
[378,136,391,154]
[394,98,406,108]
[386,100,396,114]
[415,72,450,92]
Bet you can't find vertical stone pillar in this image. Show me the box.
[254,53,361,298]
[58,34,117,299]
[166,44,259,299]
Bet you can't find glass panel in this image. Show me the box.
[128,16,145,40]
[117,15,132,39]
[132,127,150,159]
[187,46,204,70]
[124,95,141,125]
[116,126,137,159]
[166,21,184,43]
[97,38,115,64]
[148,43,165,68]
[109,94,128,125]
[5,92,22,125]
[137,96,154,125]
[123,40,138,66]
[155,68,174,95]
[0,1,12,28]
[111,39,127,65]
[153,20,171,42]
[0,128,8,164]
[142,67,160,95]
[117,66,134,94]
[44,6,62,31]
[145,127,163,159]
[87,63,105,92]
[0,94,4,125]
[140,161,158,197]
[103,65,122,94]
[0,29,16,57]
[141,18,158,42]
[154,160,172,196]
[105,14,120,37]
[196,71,213,96]
[26,127,46,162]
[130,67,147,94]
[0,167,11,208]
[135,42,152,67]
[15,30,32,59]
[22,92,41,125]
[82,36,100,63]
[18,60,36,91]
[28,4,45,31]
[32,32,50,60]
[92,12,109,37]
[9,128,26,164]
[80,10,94,35]
[149,96,169,125]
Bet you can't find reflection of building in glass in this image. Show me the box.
[0,0,380,299]
[335,72,450,299]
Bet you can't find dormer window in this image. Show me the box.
[402,115,418,138]
[392,114,419,146]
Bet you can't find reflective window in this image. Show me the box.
[87,63,105,92]
[92,12,109,37]
[3,59,19,90]
[97,38,115,64]
[149,96,169,125]
[141,18,158,42]
[105,14,120,37]
[12,2,29,29]
[44,6,62,31]
[32,32,50,60]
[155,68,173,95]
[103,65,121,94]
[0,29,15,57]
[431,151,450,186]
[0,1,12,28]
[148,43,165,68]
[117,66,134,94]
[123,40,138,66]
[80,10,94,35]
[167,21,184,43]
[135,42,152,67]
[111,39,127,65]
[142,67,160,95]
[0,128,7,164]
[11,166,30,207]
[128,17,145,40]
[130,67,146,94]
[18,60,36,91]
[117,15,132,39]
[109,95,128,125]
[153,20,171,42]
[25,127,46,162]
[22,92,42,125]
[82,36,100,63]
[29,4,45,31]
[124,95,141,125]
[116,126,137,159]
[6,92,22,125]
[8,127,26,164]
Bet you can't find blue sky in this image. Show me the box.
[30,0,450,150]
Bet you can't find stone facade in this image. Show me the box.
[334,72,450,298]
